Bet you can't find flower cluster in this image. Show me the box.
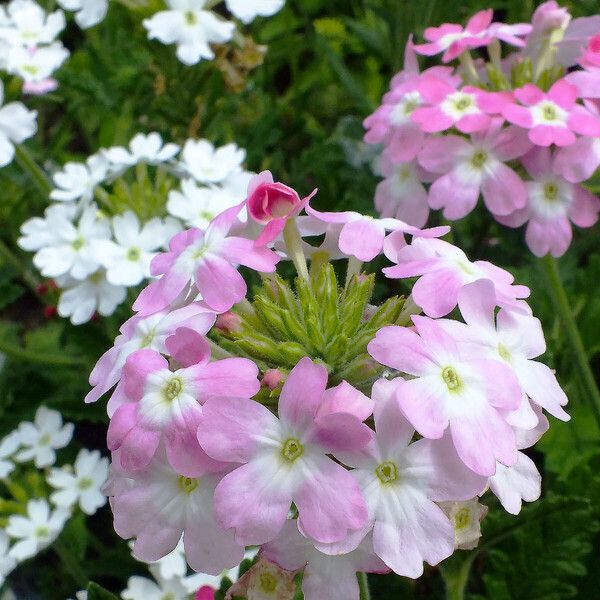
[18,133,254,324]
[0,406,108,587]
[0,0,70,94]
[143,0,286,66]
[365,2,600,257]
[89,171,567,599]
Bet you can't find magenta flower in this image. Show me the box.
[502,80,600,146]
[412,76,511,134]
[368,317,522,476]
[105,447,244,575]
[197,357,371,545]
[246,171,317,247]
[85,302,216,409]
[133,203,280,315]
[418,120,532,219]
[579,32,600,69]
[496,147,600,257]
[335,379,486,575]
[383,237,530,318]
[107,328,260,474]
[263,522,387,600]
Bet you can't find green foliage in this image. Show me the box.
[86,582,120,600]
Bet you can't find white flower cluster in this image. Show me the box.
[0,81,37,168]
[0,407,108,587]
[57,0,108,30]
[143,0,286,65]
[18,132,254,324]
[0,0,69,95]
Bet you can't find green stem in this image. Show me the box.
[0,238,40,293]
[283,219,310,281]
[440,555,475,600]
[54,539,88,589]
[540,255,600,426]
[14,145,52,196]
[345,257,363,288]
[458,52,480,85]
[358,572,370,600]
[0,338,87,368]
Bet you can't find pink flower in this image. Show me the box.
[556,15,600,68]
[579,32,600,69]
[85,303,216,409]
[263,522,387,600]
[305,205,448,262]
[197,357,371,545]
[418,120,532,219]
[496,147,600,257]
[105,446,245,575]
[368,317,521,476]
[195,587,215,600]
[502,80,600,146]
[554,134,600,183]
[107,328,260,473]
[246,171,317,247]
[413,10,495,63]
[332,379,486,575]
[441,279,570,422]
[383,237,530,318]
[133,204,279,315]
[412,76,511,134]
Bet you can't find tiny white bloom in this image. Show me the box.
[18,203,78,252]
[6,42,70,84]
[67,592,88,600]
[15,406,74,468]
[225,0,285,24]
[132,538,187,581]
[93,212,169,287]
[0,531,17,588]
[103,132,180,174]
[56,270,127,325]
[48,449,109,515]
[179,139,246,184]
[0,0,65,47]
[50,154,109,202]
[6,499,69,560]
[58,0,108,29]
[0,80,37,168]
[143,0,235,66]
[121,573,191,600]
[0,431,21,478]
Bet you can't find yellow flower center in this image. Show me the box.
[281,438,304,463]
[178,476,199,494]
[375,461,398,485]
[442,366,462,392]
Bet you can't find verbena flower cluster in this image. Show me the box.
[18,133,253,324]
[0,407,108,587]
[88,171,568,600]
[365,1,600,257]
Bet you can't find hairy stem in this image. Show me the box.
[283,219,310,281]
[54,539,89,589]
[358,572,371,600]
[440,555,475,600]
[15,144,52,197]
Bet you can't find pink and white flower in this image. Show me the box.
[368,318,521,476]
[133,204,279,315]
[108,329,259,473]
[554,134,600,183]
[502,80,600,146]
[418,120,531,219]
[383,237,530,318]
[197,357,371,545]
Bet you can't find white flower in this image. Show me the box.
[67,592,88,600]
[143,0,235,66]
[135,539,187,581]
[56,270,127,325]
[50,154,109,202]
[92,212,170,287]
[58,0,108,29]
[0,80,37,168]
[0,0,65,47]
[18,203,77,252]
[32,203,111,280]
[0,431,20,478]
[179,139,246,184]
[103,132,180,173]
[184,548,259,592]
[6,42,69,84]
[48,449,109,515]
[225,0,285,24]
[15,407,74,468]
[121,573,191,600]
[0,531,17,588]
[167,179,244,230]
[6,499,69,561]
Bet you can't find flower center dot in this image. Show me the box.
[455,508,471,530]
[498,343,511,362]
[78,477,93,490]
[259,572,278,593]
[281,438,304,463]
[454,96,473,111]
[471,150,488,168]
[127,247,140,261]
[375,461,398,484]
[544,182,559,201]
[71,237,85,251]
[177,476,199,494]
[542,104,557,121]
[442,366,462,391]
[162,377,183,403]
[39,433,52,446]
[35,526,50,539]
[184,11,197,25]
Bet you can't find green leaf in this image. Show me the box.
[86,582,120,600]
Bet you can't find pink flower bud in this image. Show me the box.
[195,586,215,600]
[581,33,600,69]
[43,306,57,319]
[247,172,302,225]
[216,311,242,334]
[262,368,284,390]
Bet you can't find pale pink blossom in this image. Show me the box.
[197,357,371,545]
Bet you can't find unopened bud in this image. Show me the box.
[439,499,488,550]
[215,311,242,334]
[195,586,215,600]
[43,306,57,319]
[226,557,296,600]
[262,369,284,390]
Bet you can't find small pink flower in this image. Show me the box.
[197,357,372,546]
[496,147,600,257]
[195,587,215,600]
[133,203,280,315]
[107,328,260,473]
[412,76,511,134]
[246,171,316,247]
[554,135,600,183]
[23,78,59,95]
[502,80,600,146]
[383,237,530,318]
[368,318,521,476]
[418,119,532,219]
[579,32,600,69]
